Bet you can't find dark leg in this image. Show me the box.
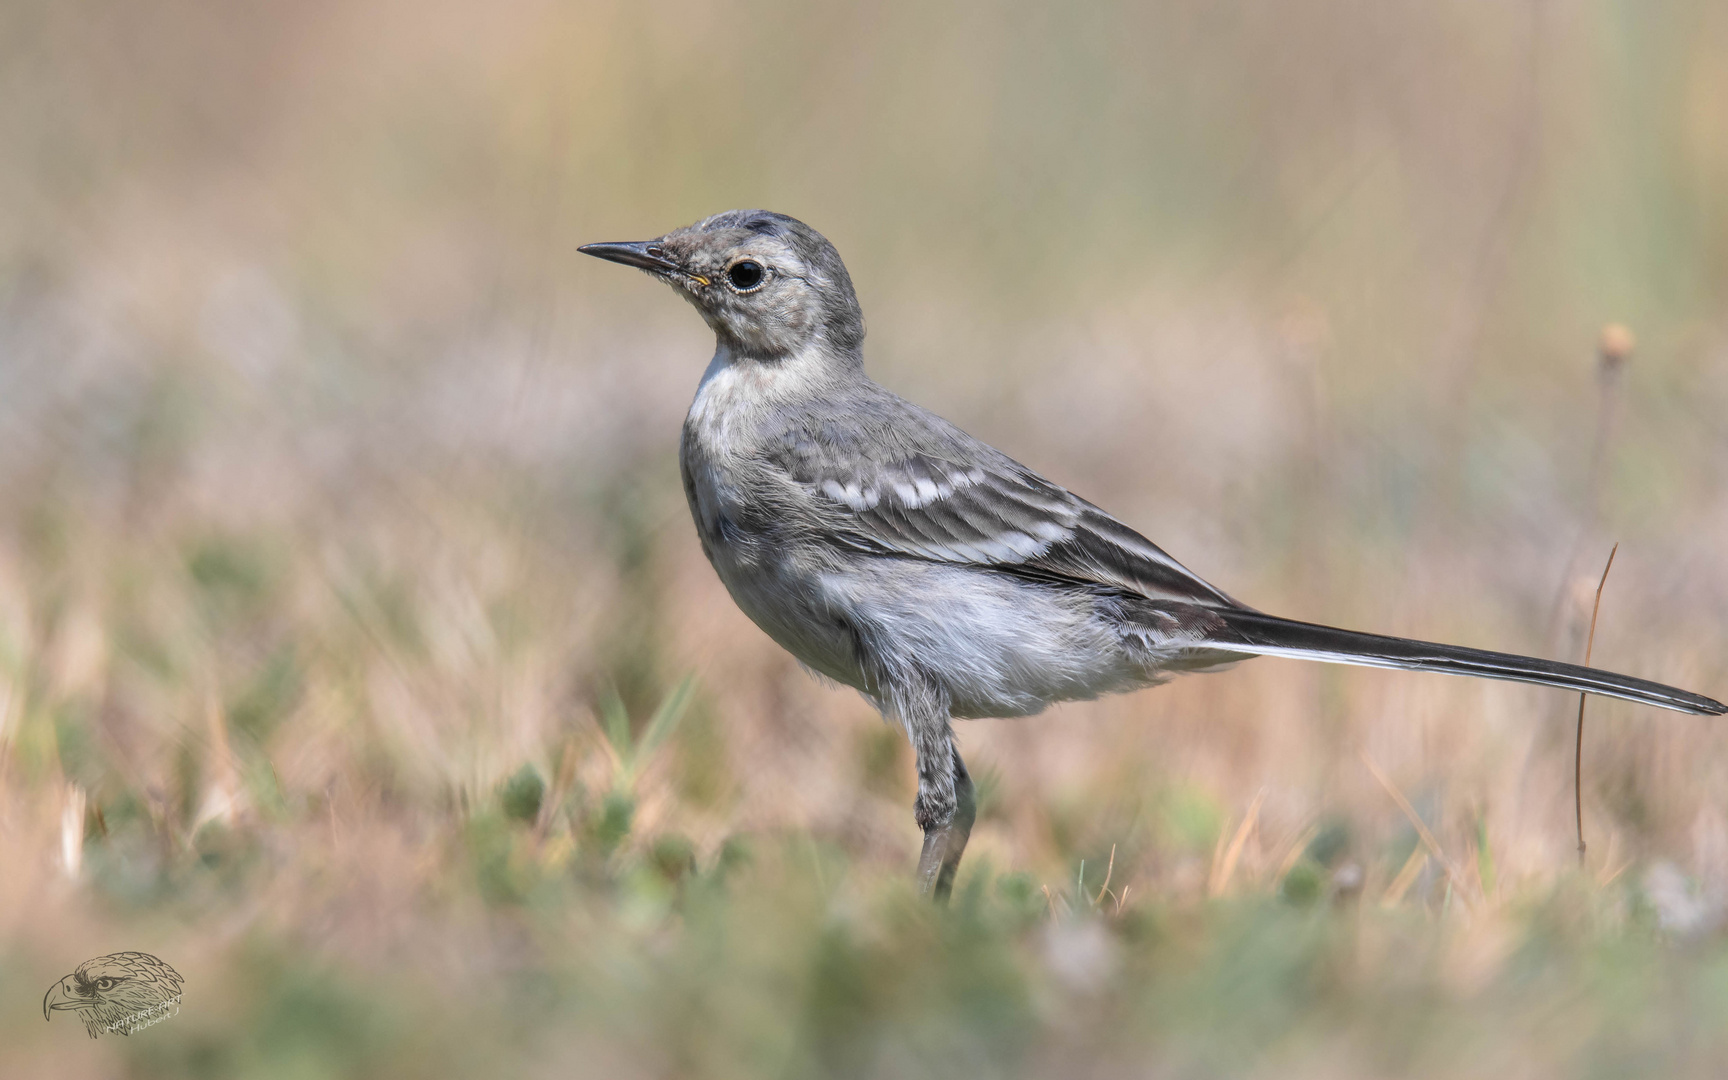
[916,750,976,901]
[885,677,973,900]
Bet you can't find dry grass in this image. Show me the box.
[4,1,1728,1075]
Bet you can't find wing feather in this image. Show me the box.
[771,412,1236,606]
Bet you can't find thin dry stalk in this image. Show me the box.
[1381,846,1428,907]
[1275,823,1321,882]
[1362,753,1471,905]
[1575,542,1617,864]
[61,783,86,880]
[1208,788,1266,897]
[1209,816,1232,890]
[1093,843,1116,907]
[1545,325,1631,647]
[1594,831,1631,886]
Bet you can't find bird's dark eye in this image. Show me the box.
[96,979,113,990]
[727,260,765,291]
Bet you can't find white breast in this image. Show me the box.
[687,345,837,459]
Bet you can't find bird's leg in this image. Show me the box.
[888,679,974,899]
[915,748,975,901]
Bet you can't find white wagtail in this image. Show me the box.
[582,210,1724,898]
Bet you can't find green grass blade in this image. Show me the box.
[626,675,696,781]
[600,688,632,757]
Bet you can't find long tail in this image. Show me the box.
[1203,608,1725,716]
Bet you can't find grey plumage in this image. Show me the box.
[581,209,1725,898]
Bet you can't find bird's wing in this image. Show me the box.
[766,397,1728,717]
[772,410,1238,607]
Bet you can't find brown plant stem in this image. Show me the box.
[1575,542,1618,864]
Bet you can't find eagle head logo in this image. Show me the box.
[44,952,184,1038]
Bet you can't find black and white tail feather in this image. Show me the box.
[1203,608,1724,716]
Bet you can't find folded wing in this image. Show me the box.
[777,430,1236,606]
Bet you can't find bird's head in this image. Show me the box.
[581,210,864,362]
[44,952,184,1037]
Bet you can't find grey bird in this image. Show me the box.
[581,210,1725,899]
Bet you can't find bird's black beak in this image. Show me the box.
[44,977,81,1020]
[578,240,680,273]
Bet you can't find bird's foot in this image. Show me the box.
[914,759,976,902]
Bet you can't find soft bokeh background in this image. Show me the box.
[3,1,1728,1076]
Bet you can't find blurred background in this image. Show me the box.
[3,0,1728,1075]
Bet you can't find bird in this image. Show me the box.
[44,951,184,1038]
[580,210,1725,899]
